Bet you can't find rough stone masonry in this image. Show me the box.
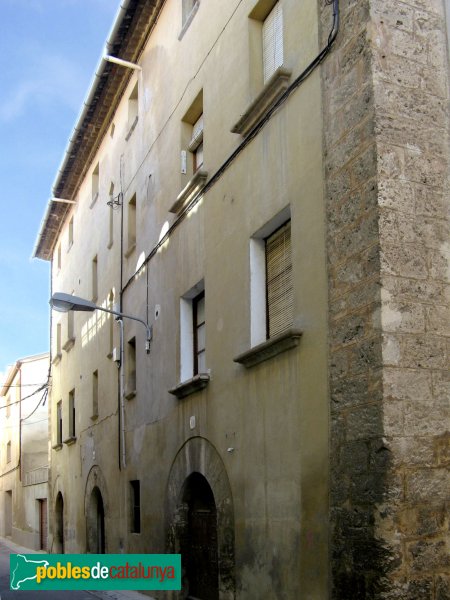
[320,0,450,598]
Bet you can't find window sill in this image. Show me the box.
[125,243,136,258]
[52,443,63,451]
[231,67,292,137]
[125,116,139,142]
[233,328,302,368]
[63,337,75,352]
[178,0,200,40]
[90,192,99,209]
[170,169,208,215]
[169,373,210,399]
[63,436,77,446]
[52,353,62,365]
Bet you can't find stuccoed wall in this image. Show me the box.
[320,0,450,597]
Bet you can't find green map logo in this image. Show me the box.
[10,554,50,590]
[10,554,181,591]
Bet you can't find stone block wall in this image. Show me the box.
[320,0,449,597]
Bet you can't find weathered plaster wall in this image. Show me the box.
[320,0,450,597]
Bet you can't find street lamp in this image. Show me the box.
[50,292,152,352]
[49,292,152,470]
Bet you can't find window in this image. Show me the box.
[91,163,99,206]
[190,113,204,172]
[92,370,99,419]
[107,290,115,357]
[92,255,98,302]
[56,401,62,445]
[108,182,114,249]
[130,480,141,533]
[180,281,206,381]
[55,322,62,360]
[6,441,11,463]
[265,221,293,338]
[127,194,136,255]
[181,0,200,30]
[172,92,207,214]
[262,2,283,83]
[193,291,206,374]
[126,337,136,398]
[68,216,74,249]
[232,0,289,137]
[63,295,75,352]
[249,208,292,346]
[68,389,75,438]
[57,244,62,270]
[126,82,139,140]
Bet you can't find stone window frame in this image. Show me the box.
[231,0,291,137]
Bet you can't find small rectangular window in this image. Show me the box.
[108,182,114,248]
[127,82,139,137]
[67,311,75,346]
[127,194,136,253]
[130,480,141,533]
[182,0,198,26]
[6,395,11,418]
[91,163,99,206]
[193,291,206,374]
[56,401,62,445]
[126,337,136,398]
[56,323,62,357]
[68,216,74,249]
[6,441,11,463]
[265,221,293,338]
[92,255,98,302]
[57,244,62,270]
[92,371,99,419]
[262,2,283,83]
[68,389,75,438]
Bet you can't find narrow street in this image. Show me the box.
[0,538,154,600]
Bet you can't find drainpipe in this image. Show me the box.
[118,318,126,470]
[18,367,22,482]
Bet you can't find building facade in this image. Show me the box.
[0,353,50,550]
[34,0,449,598]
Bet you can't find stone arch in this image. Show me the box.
[52,475,65,553]
[84,466,109,553]
[54,492,64,553]
[166,436,235,599]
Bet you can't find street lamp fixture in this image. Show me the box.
[50,292,152,353]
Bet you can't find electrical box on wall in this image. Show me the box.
[181,150,187,174]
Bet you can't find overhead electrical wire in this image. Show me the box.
[122,0,340,294]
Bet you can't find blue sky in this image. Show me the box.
[0,0,118,382]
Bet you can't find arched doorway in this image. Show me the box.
[54,492,64,553]
[181,472,219,599]
[87,486,105,553]
[166,437,235,599]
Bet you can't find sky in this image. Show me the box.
[0,0,119,384]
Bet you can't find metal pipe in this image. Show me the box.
[104,55,141,71]
[118,318,126,470]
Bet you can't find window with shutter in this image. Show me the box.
[193,291,206,374]
[265,221,293,338]
[262,2,283,83]
[190,113,204,171]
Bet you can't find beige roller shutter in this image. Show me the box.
[262,2,284,84]
[266,221,293,338]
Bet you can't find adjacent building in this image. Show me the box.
[0,353,50,551]
[34,0,449,598]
